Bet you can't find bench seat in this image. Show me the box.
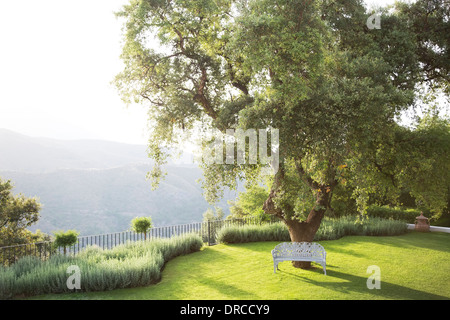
[271,242,327,275]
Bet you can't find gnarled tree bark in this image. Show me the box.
[263,162,335,269]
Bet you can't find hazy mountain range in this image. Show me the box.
[0,129,240,236]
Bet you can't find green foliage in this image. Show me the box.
[0,177,51,266]
[0,234,203,299]
[0,178,42,247]
[53,230,79,254]
[216,217,408,244]
[202,207,224,222]
[396,115,450,217]
[216,222,289,244]
[366,206,421,224]
[130,216,153,235]
[227,185,271,221]
[435,211,450,228]
[394,0,450,94]
[329,183,357,218]
[363,113,450,218]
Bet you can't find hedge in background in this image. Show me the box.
[366,206,420,223]
[216,217,408,244]
[216,223,289,244]
[0,233,203,299]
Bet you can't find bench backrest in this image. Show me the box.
[272,242,325,259]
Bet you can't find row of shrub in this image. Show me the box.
[0,233,203,299]
[366,205,421,224]
[216,216,408,244]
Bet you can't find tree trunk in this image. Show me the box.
[264,183,330,269]
[284,207,325,269]
[263,163,335,269]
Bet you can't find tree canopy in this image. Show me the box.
[131,216,153,239]
[0,178,42,247]
[228,185,270,220]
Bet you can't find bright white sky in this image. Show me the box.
[0,0,149,144]
[0,0,398,145]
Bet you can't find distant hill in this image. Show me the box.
[0,129,240,236]
[0,128,152,172]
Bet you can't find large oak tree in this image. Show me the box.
[114,0,449,268]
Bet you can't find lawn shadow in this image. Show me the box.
[278,268,449,300]
[377,231,450,254]
[198,276,256,299]
[322,232,450,255]
[222,241,278,252]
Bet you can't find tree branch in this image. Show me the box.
[262,166,287,222]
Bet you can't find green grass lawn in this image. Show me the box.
[30,231,449,300]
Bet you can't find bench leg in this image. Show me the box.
[321,263,326,275]
[274,262,280,273]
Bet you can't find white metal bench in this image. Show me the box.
[271,242,327,275]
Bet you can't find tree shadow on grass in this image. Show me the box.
[375,232,450,254]
[278,268,449,300]
[322,232,450,255]
[197,276,256,299]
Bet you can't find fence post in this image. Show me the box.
[208,220,211,246]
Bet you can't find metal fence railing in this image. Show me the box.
[0,216,278,266]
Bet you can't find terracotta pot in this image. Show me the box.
[415,212,430,232]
